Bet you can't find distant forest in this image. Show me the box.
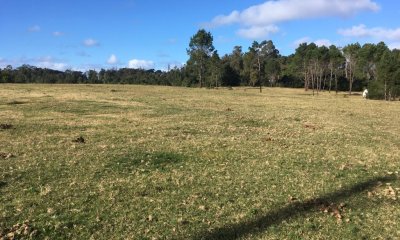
[1,29,400,100]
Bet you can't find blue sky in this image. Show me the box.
[1,0,399,71]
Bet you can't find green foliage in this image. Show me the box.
[186,29,215,88]
[343,43,361,94]
[1,30,399,99]
[368,80,385,99]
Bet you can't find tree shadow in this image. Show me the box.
[194,175,397,240]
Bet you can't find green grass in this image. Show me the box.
[1,84,399,239]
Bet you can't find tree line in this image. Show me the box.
[1,29,400,100]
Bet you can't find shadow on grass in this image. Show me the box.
[0,181,6,189]
[195,175,397,240]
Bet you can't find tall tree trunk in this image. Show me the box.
[311,67,315,96]
[348,63,353,95]
[335,74,338,94]
[258,56,262,93]
[304,62,308,91]
[329,67,333,93]
[384,80,387,101]
[199,66,203,88]
[199,55,204,88]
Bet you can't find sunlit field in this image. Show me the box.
[1,84,399,239]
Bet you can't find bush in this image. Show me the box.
[368,80,385,100]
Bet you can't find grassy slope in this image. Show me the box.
[0,84,399,239]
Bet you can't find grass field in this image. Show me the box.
[1,84,399,239]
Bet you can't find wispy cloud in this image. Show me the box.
[388,42,400,50]
[338,24,400,41]
[236,25,279,39]
[314,39,333,47]
[107,54,118,64]
[293,37,333,48]
[0,57,7,68]
[0,56,68,71]
[74,64,104,72]
[293,37,311,47]
[53,31,64,37]
[28,25,41,32]
[160,61,184,71]
[33,56,68,71]
[83,38,100,47]
[208,0,379,39]
[128,59,154,69]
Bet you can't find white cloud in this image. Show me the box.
[0,58,6,68]
[237,25,279,39]
[210,0,379,27]
[37,62,68,71]
[53,31,64,37]
[159,61,184,71]
[0,56,69,71]
[388,42,400,50]
[338,24,400,41]
[293,37,332,48]
[83,38,99,47]
[34,56,68,71]
[107,54,118,64]
[28,25,41,32]
[209,0,379,39]
[314,39,332,47]
[211,10,240,26]
[128,59,154,69]
[293,37,312,47]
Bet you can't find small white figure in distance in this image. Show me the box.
[362,89,368,99]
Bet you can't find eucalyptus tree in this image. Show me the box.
[328,45,345,93]
[1,65,13,83]
[293,43,311,91]
[357,43,378,84]
[243,48,256,87]
[343,43,361,95]
[209,51,222,88]
[187,29,215,88]
[374,48,400,100]
[87,70,99,84]
[245,40,279,92]
[227,46,244,83]
[265,58,281,87]
[264,41,280,87]
[316,45,329,93]
[377,50,392,100]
